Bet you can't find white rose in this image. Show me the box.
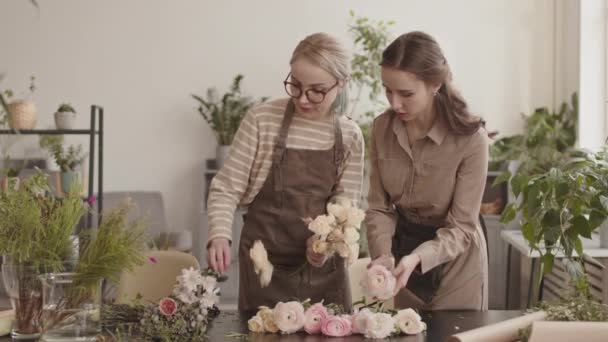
[250,240,274,287]
[327,202,348,223]
[364,312,395,339]
[258,307,279,333]
[345,207,365,229]
[248,315,265,333]
[394,308,427,335]
[344,227,360,244]
[352,308,373,334]
[333,196,353,208]
[308,215,335,235]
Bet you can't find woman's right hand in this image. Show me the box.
[207,238,231,274]
[368,254,395,270]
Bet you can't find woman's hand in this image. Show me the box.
[306,236,328,267]
[392,253,421,295]
[368,254,395,270]
[207,238,231,274]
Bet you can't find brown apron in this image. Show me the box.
[238,101,351,311]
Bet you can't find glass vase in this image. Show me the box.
[39,272,102,341]
[1,257,44,339]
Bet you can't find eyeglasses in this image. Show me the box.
[283,73,339,104]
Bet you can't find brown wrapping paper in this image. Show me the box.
[528,321,608,342]
[446,311,547,342]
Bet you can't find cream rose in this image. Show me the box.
[361,264,397,301]
[248,315,265,333]
[394,308,427,335]
[258,307,279,333]
[344,227,360,244]
[345,207,365,229]
[249,240,274,287]
[273,301,305,334]
[364,312,395,339]
[308,214,336,235]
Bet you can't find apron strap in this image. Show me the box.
[273,101,296,192]
[332,113,345,175]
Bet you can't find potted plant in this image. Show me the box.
[0,76,37,130]
[0,171,147,339]
[38,134,64,171]
[44,141,87,194]
[54,103,77,129]
[192,74,267,168]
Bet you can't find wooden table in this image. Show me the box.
[0,309,523,341]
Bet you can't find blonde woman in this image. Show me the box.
[206,33,364,310]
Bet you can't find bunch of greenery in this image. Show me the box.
[47,142,87,172]
[519,293,608,341]
[192,74,267,146]
[494,94,606,294]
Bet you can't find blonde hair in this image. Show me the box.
[290,32,350,115]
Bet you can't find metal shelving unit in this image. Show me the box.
[0,105,104,221]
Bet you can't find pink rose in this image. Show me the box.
[351,308,374,334]
[321,315,352,337]
[361,264,397,301]
[158,297,177,316]
[273,301,305,334]
[303,303,329,334]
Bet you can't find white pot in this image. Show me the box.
[45,155,60,172]
[54,111,77,129]
[216,145,231,170]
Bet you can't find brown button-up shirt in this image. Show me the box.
[365,110,489,275]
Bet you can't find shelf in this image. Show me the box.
[0,129,100,135]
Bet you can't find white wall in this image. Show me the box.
[0,0,561,251]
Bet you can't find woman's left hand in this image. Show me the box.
[392,253,421,295]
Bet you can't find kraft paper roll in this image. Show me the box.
[528,321,608,342]
[446,311,547,342]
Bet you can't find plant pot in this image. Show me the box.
[216,145,231,170]
[45,156,60,172]
[1,256,44,339]
[60,171,79,194]
[54,111,76,130]
[8,100,37,130]
[39,272,102,341]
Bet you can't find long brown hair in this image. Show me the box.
[381,31,482,135]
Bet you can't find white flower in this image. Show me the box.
[200,275,217,290]
[327,202,348,223]
[250,240,274,287]
[177,291,198,305]
[394,308,427,335]
[364,312,395,339]
[258,307,279,333]
[352,308,373,334]
[308,214,335,235]
[344,227,360,244]
[333,196,353,208]
[177,267,203,292]
[200,291,220,308]
[345,207,365,229]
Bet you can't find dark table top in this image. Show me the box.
[0,309,523,341]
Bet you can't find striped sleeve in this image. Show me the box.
[333,120,364,207]
[206,108,259,244]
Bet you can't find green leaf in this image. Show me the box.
[571,215,591,239]
[499,203,516,224]
[521,222,535,245]
[492,170,512,187]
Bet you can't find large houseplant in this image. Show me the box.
[493,93,608,296]
[192,74,267,168]
[0,171,148,339]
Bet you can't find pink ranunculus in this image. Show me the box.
[351,308,374,334]
[148,256,157,264]
[321,315,353,337]
[158,297,177,316]
[87,194,97,206]
[303,303,329,334]
[361,264,397,301]
[273,301,305,334]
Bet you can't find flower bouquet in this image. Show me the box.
[247,263,427,339]
[102,267,223,341]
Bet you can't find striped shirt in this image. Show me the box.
[206,98,365,243]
